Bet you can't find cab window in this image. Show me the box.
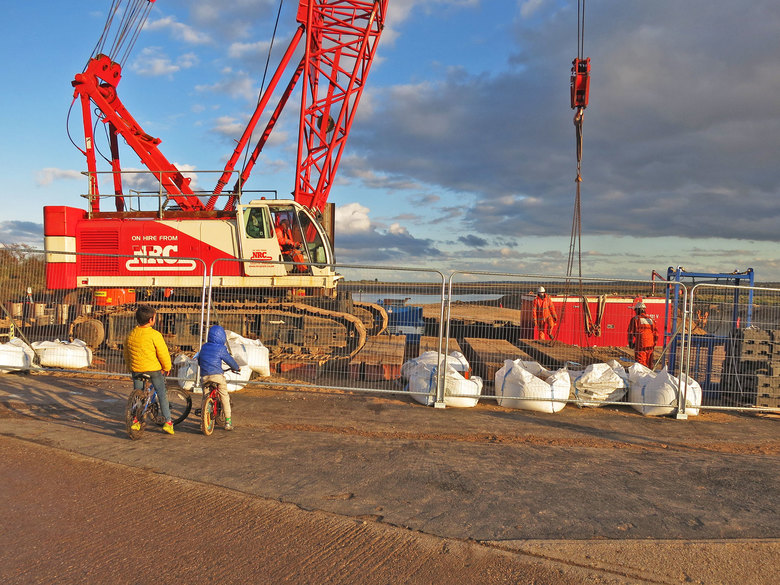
[245,207,270,239]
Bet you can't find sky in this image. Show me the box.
[2,0,780,281]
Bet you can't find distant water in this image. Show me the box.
[356,293,503,306]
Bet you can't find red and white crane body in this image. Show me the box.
[45,0,387,293]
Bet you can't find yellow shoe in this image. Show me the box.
[130,419,141,431]
[162,421,174,435]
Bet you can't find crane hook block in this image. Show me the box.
[570,57,590,109]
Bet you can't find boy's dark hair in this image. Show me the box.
[135,304,156,326]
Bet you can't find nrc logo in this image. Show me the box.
[251,250,272,261]
[126,245,197,272]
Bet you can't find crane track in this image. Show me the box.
[72,299,370,359]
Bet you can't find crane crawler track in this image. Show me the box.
[73,299,369,360]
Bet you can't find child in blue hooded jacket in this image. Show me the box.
[198,325,240,430]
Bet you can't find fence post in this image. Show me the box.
[433,279,452,409]
[676,285,691,420]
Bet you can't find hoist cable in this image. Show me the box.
[240,0,286,180]
[562,0,588,344]
[118,0,155,67]
[577,0,586,59]
[88,0,121,68]
[90,0,154,68]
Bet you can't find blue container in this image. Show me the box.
[382,303,424,344]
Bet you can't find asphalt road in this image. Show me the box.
[0,372,777,584]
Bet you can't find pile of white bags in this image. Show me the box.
[402,351,482,407]
[628,363,702,416]
[174,353,254,393]
[0,338,35,373]
[31,339,92,369]
[572,360,628,406]
[225,330,270,377]
[494,359,569,413]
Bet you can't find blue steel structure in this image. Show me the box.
[666,267,754,397]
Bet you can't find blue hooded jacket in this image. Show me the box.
[198,325,240,376]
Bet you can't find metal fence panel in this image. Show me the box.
[685,283,780,412]
[3,246,778,416]
[0,247,208,379]
[199,258,446,403]
[445,271,688,412]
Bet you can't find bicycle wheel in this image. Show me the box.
[201,396,217,436]
[125,389,148,440]
[167,389,192,425]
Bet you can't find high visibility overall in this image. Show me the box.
[628,313,658,368]
[275,222,306,271]
[533,294,558,340]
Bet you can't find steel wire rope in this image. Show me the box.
[237,0,286,197]
[88,0,121,67]
[113,0,154,67]
[108,0,137,58]
[117,0,156,67]
[559,0,588,345]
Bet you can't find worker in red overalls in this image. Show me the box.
[533,286,558,340]
[275,218,307,272]
[627,301,658,368]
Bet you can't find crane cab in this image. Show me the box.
[236,199,334,277]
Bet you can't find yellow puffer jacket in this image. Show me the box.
[124,326,172,373]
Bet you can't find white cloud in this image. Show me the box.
[36,168,82,186]
[388,223,408,235]
[519,0,546,19]
[130,47,198,76]
[0,221,43,247]
[336,202,372,234]
[228,40,271,59]
[196,71,257,101]
[213,116,247,138]
[145,16,212,45]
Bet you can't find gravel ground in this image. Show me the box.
[0,371,777,584]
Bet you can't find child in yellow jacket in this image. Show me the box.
[124,305,174,434]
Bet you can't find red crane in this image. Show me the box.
[71,0,387,216]
[49,0,391,357]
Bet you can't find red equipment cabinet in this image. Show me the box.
[520,294,666,347]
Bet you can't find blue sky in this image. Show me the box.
[2,0,780,281]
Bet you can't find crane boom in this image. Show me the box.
[72,0,387,217]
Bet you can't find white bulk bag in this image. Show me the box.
[495,359,569,413]
[174,353,197,391]
[401,350,470,378]
[225,330,271,377]
[677,373,703,417]
[32,339,92,369]
[223,365,254,392]
[0,338,34,373]
[573,361,627,406]
[628,365,702,416]
[403,354,481,407]
[443,373,483,408]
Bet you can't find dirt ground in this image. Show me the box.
[0,371,777,584]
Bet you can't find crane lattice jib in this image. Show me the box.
[295,0,388,213]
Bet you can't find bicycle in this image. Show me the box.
[200,372,236,436]
[125,374,192,440]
